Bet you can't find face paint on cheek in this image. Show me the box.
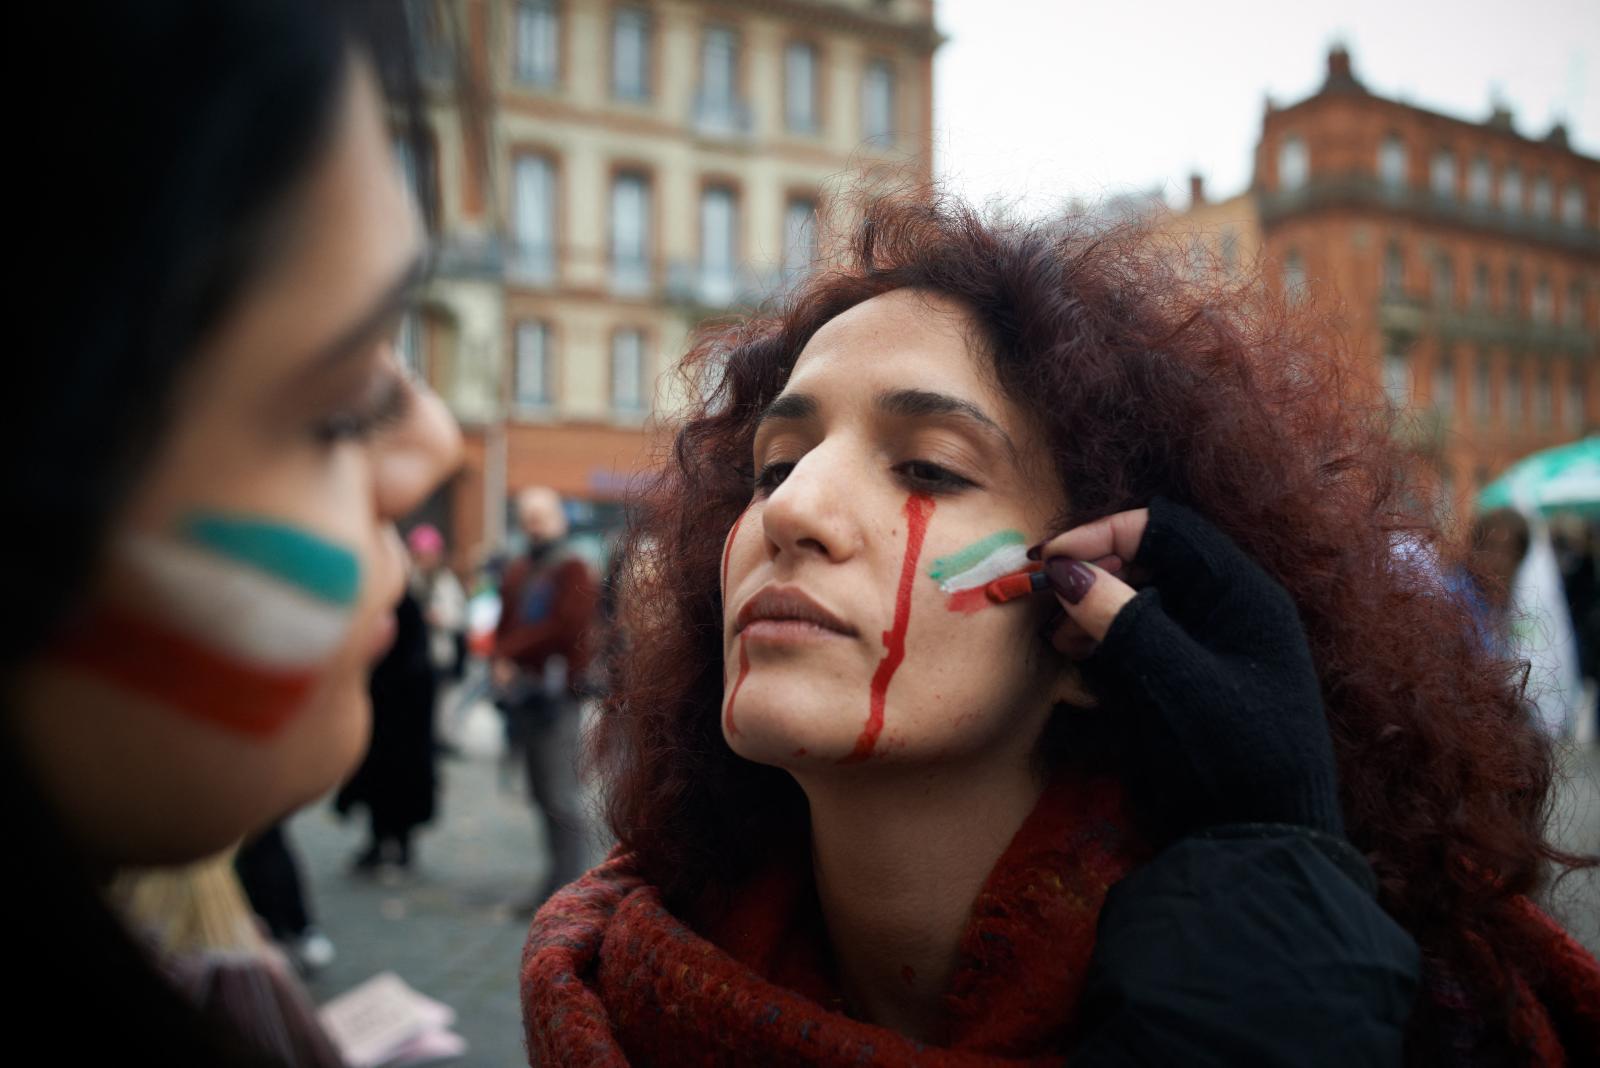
[927,529,1031,614]
[720,506,750,736]
[840,493,935,764]
[52,512,363,737]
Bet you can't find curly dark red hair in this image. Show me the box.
[593,194,1592,1059]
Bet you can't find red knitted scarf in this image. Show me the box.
[521,774,1145,1066]
[520,776,1600,1066]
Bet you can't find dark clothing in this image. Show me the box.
[1077,824,1418,1066]
[234,822,313,940]
[493,547,599,693]
[336,591,436,844]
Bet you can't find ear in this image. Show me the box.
[1048,657,1099,710]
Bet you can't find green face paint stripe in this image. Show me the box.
[180,513,361,606]
[926,529,1027,581]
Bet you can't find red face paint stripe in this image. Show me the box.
[723,636,750,736]
[944,587,990,614]
[842,493,935,763]
[52,605,316,736]
[720,507,747,601]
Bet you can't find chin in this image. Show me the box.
[723,682,862,766]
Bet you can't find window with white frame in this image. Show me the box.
[1499,166,1523,215]
[1566,366,1587,431]
[1383,345,1412,406]
[785,42,819,133]
[512,155,556,283]
[516,1,560,87]
[1535,365,1553,428]
[612,6,650,101]
[700,185,738,305]
[1433,356,1455,417]
[1532,275,1553,323]
[610,329,647,413]
[1430,150,1456,200]
[1506,361,1523,428]
[1379,135,1406,190]
[862,59,895,144]
[1531,175,1553,219]
[514,321,553,408]
[1562,183,1585,228]
[1468,156,1492,206]
[783,197,818,281]
[610,171,651,294]
[1473,352,1491,423]
[698,27,739,129]
[1278,136,1308,191]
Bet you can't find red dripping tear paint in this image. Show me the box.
[842,493,934,763]
[721,507,747,598]
[723,636,750,736]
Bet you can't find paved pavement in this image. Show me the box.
[283,700,1600,1068]
[289,701,567,1068]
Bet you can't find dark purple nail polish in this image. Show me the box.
[1025,539,1047,561]
[1045,558,1095,605]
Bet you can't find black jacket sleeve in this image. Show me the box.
[1072,825,1420,1067]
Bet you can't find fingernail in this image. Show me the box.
[1045,558,1095,605]
[1025,538,1049,561]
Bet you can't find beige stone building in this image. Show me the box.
[399,0,938,558]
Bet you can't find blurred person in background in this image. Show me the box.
[523,198,1599,1065]
[493,486,599,914]
[9,2,459,1063]
[335,584,438,874]
[1463,507,1532,656]
[408,522,467,684]
[235,819,335,975]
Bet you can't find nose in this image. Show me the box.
[759,442,863,564]
[373,377,463,521]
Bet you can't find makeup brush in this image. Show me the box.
[984,570,1051,604]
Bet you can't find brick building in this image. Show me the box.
[398,0,938,561]
[1163,47,1599,521]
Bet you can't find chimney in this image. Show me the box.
[1189,173,1206,208]
[1322,43,1363,92]
[1545,121,1570,148]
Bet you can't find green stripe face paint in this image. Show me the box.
[180,513,361,606]
[927,530,1028,593]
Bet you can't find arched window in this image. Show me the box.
[1430,150,1456,200]
[1278,136,1308,192]
[1379,135,1407,190]
[1499,166,1523,215]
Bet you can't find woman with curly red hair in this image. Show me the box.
[521,196,1600,1065]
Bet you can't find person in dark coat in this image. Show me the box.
[336,589,438,871]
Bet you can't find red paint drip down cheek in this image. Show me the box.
[723,637,750,736]
[720,507,750,735]
[842,493,935,764]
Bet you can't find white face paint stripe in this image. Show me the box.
[935,543,1032,594]
[121,536,353,667]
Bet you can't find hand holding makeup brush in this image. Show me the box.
[1032,497,1342,839]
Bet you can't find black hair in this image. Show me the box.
[7,3,423,1062]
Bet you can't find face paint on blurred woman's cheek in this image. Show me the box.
[927,529,1030,614]
[52,511,362,736]
[840,492,935,764]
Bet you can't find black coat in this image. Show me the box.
[335,591,437,834]
[1075,823,1419,1066]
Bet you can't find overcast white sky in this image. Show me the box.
[932,0,1600,218]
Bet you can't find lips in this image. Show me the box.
[736,586,859,637]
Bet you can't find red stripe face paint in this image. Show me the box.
[842,493,935,764]
[53,605,318,736]
[721,507,750,736]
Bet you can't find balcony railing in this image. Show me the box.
[1380,294,1595,355]
[691,92,754,141]
[506,243,556,287]
[1261,176,1600,255]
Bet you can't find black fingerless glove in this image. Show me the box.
[1085,497,1344,838]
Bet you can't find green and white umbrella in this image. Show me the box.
[1476,436,1600,518]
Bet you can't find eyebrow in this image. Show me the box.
[755,387,1018,459]
[305,251,429,374]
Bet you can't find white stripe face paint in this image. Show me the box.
[121,536,354,668]
[934,543,1031,594]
